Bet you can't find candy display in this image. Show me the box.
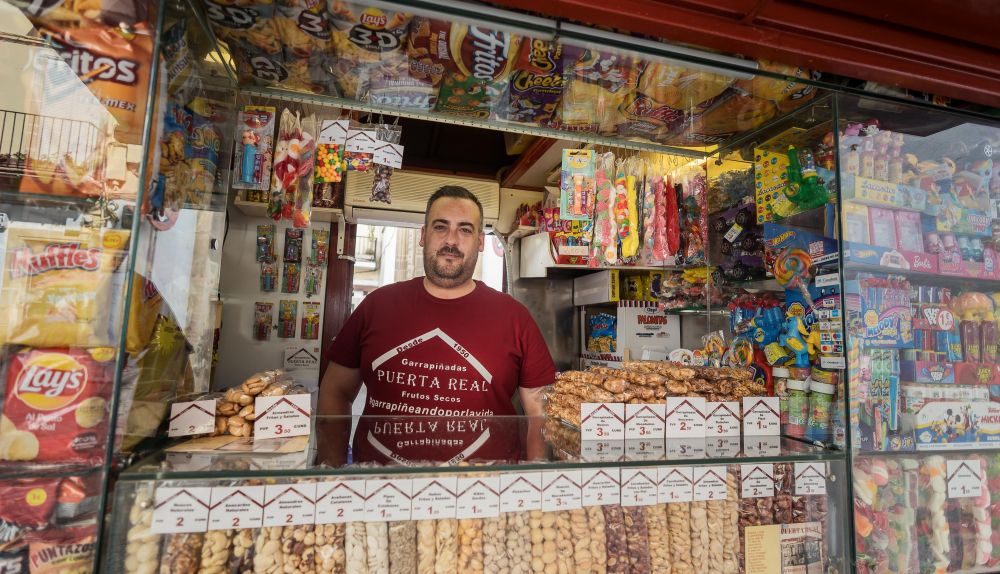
[254,302,273,341]
[234,106,277,194]
[278,300,298,338]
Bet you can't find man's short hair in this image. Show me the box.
[425,185,484,230]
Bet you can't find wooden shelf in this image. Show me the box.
[233,199,343,222]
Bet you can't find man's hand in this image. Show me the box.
[519,386,548,461]
[315,361,362,468]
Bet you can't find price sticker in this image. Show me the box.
[724,223,744,243]
[253,394,311,439]
[542,470,582,511]
[372,142,404,168]
[315,480,366,525]
[500,472,542,513]
[580,403,625,440]
[411,476,457,520]
[208,485,264,531]
[318,119,349,145]
[151,487,211,533]
[666,438,706,460]
[580,440,625,462]
[345,128,377,153]
[168,400,216,437]
[740,464,775,499]
[625,403,666,439]
[620,468,659,507]
[947,460,984,499]
[658,467,693,503]
[742,397,780,436]
[581,468,620,507]
[365,479,412,522]
[693,466,729,501]
[625,438,665,461]
[707,435,741,458]
[705,401,741,437]
[665,397,706,438]
[820,356,846,369]
[456,475,500,519]
[814,273,840,288]
[794,463,827,496]
[263,483,316,527]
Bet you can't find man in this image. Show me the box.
[317,185,555,465]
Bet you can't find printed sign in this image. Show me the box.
[666,397,706,438]
[315,480,367,525]
[254,394,311,439]
[658,467,693,503]
[794,463,827,496]
[740,464,775,499]
[152,487,211,533]
[456,475,500,519]
[693,466,729,501]
[947,460,984,499]
[625,403,666,439]
[373,142,404,168]
[318,120,349,145]
[705,401,741,437]
[542,470,582,511]
[581,468,620,507]
[168,400,216,437]
[411,476,458,520]
[209,486,264,531]
[742,397,780,436]
[263,483,316,527]
[581,403,625,440]
[580,440,625,462]
[365,479,413,522]
[620,468,659,507]
[626,439,665,461]
[500,472,542,513]
[345,128,377,153]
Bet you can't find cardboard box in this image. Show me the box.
[914,401,1000,450]
[900,360,1000,386]
[842,242,939,274]
[841,174,927,211]
[617,302,681,360]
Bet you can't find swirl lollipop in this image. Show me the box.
[773,248,812,288]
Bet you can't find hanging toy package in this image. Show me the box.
[304,266,322,296]
[291,114,317,228]
[268,109,302,220]
[370,123,402,204]
[301,302,321,340]
[282,262,301,293]
[254,302,273,341]
[260,261,277,292]
[559,149,596,221]
[233,105,276,195]
[588,152,616,267]
[278,300,297,338]
[284,228,304,262]
[256,224,275,262]
[311,229,330,265]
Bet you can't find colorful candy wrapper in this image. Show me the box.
[304,266,322,297]
[344,121,376,171]
[588,152,615,267]
[254,302,273,341]
[328,2,411,100]
[233,105,276,192]
[315,142,345,183]
[278,300,297,338]
[186,105,222,208]
[557,48,637,133]
[257,224,275,262]
[260,261,276,292]
[301,302,321,340]
[284,228,304,262]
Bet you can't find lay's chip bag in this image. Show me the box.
[0,225,129,348]
[328,2,411,99]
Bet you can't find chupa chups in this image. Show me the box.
[0,478,60,529]
[0,348,114,464]
[434,24,521,119]
[328,2,412,99]
[25,524,96,574]
[557,48,638,133]
[502,38,566,126]
[0,226,129,348]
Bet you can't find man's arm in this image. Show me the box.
[519,385,548,461]
[314,361,363,467]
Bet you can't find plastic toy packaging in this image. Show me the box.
[560,149,596,221]
[260,261,277,292]
[232,105,276,192]
[301,302,321,340]
[291,114,317,228]
[282,262,301,294]
[304,266,322,296]
[284,228,303,262]
[278,300,297,338]
[587,313,617,352]
[256,224,275,262]
[268,109,316,222]
[254,302,273,341]
[588,152,617,267]
[311,229,330,265]
[344,121,376,171]
[370,123,402,204]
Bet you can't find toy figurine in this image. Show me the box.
[304,266,321,296]
[241,129,260,185]
[260,261,276,292]
[816,132,835,171]
[783,145,829,210]
[779,314,811,368]
[752,306,784,347]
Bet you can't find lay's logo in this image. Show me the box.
[14,354,88,411]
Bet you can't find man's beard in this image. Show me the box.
[424,245,477,288]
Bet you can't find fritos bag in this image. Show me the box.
[0,226,129,348]
[0,348,114,465]
[434,24,520,119]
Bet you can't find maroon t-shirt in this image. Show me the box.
[330,278,555,464]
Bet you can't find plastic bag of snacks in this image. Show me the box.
[328,2,412,100]
[26,524,97,573]
[501,38,567,126]
[556,48,637,134]
[434,24,521,119]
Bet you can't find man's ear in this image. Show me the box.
[419,225,425,247]
[479,231,485,252]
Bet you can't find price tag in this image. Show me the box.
[315,480,366,525]
[693,466,729,501]
[625,439,665,461]
[345,128,377,153]
[581,468,620,507]
[724,223,743,243]
[151,487,211,533]
[947,460,983,499]
[742,397,780,436]
[542,470,582,511]
[208,485,264,531]
[666,438,706,460]
[794,463,827,496]
[740,464,775,499]
[364,479,413,522]
[500,472,542,513]
[581,403,625,440]
[820,356,846,369]
[620,468,659,507]
[318,120,349,145]
[263,483,316,527]
[411,476,457,520]
[625,403,666,439]
[658,467,693,503]
[372,142,404,168]
[168,399,216,437]
[815,273,840,288]
[665,397,706,438]
[456,475,500,519]
[744,435,782,457]
[580,440,625,462]
[705,401,741,437]
[253,394,311,439]
[707,435,741,458]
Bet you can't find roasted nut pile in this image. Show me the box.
[208,370,307,438]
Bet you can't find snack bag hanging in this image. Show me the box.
[204,0,281,57]
[125,274,163,355]
[603,154,621,264]
[434,24,521,119]
[589,152,616,267]
[559,149,596,221]
[556,48,638,133]
[370,123,402,204]
[327,2,412,100]
[642,166,657,262]
[187,106,222,208]
[292,114,317,228]
[275,1,338,95]
[503,38,567,126]
[612,163,631,262]
[403,17,450,110]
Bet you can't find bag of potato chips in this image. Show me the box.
[0,225,129,348]
[501,38,567,126]
[434,24,520,119]
[556,47,637,133]
[125,274,163,355]
[328,2,411,100]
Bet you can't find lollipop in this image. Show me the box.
[773,248,812,288]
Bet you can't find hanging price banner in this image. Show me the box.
[372,142,404,168]
[318,120,349,145]
[315,480,366,525]
[345,129,377,153]
[152,487,211,534]
[500,472,542,513]
[947,460,983,499]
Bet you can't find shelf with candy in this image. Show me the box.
[234,197,343,222]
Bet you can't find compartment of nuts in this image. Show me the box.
[389,520,417,574]
[197,530,232,574]
[416,520,435,574]
[124,485,161,574]
[160,533,204,574]
[602,506,628,574]
[316,523,346,574]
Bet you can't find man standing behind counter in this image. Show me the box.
[317,185,555,465]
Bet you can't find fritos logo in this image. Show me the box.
[9,243,100,279]
[13,353,88,411]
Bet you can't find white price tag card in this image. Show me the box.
[542,470,582,511]
[666,438,705,460]
[263,483,316,527]
[318,119,349,145]
[411,476,457,520]
[152,487,211,533]
[456,475,500,519]
[209,486,264,530]
[581,403,625,440]
[345,128,377,153]
[707,435,741,458]
[742,397,780,436]
[581,468,620,507]
[947,460,983,499]
[820,356,846,369]
[794,463,827,496]
[500,472,542,513]
[724,223,743,243]
[580,440,625,462]
[658,467,694,503]
[744,435,782,457]
[168,400,216,437]
[665,397,706,438]
[740,464,775,499]
[693,466,729,501]
[814,273,840,288]
[620,468,659,507]
[372,142,404,168]
[315,480,366,524]
[625,403,666,439]
[254,394,311,440]
[365,479,413,522]
[625,439,665,461]
[705,401,741,437]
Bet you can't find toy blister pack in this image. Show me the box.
[311,229,330,265]
[254,302,273,341]
[260,261,277,292]
[284,228,304,262]
[559,149,595,221]
[256,224,275,262]
[304,266,322,297]
[233,105,276,192]
[278,300,297,338]
[282,262,301,294]
[301,302,321,340]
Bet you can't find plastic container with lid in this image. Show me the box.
[806,379,836,443]
[773,366,790,425]
[785,378,809,439]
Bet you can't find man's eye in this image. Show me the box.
[434,224,447,231]
[460,228,473,234]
